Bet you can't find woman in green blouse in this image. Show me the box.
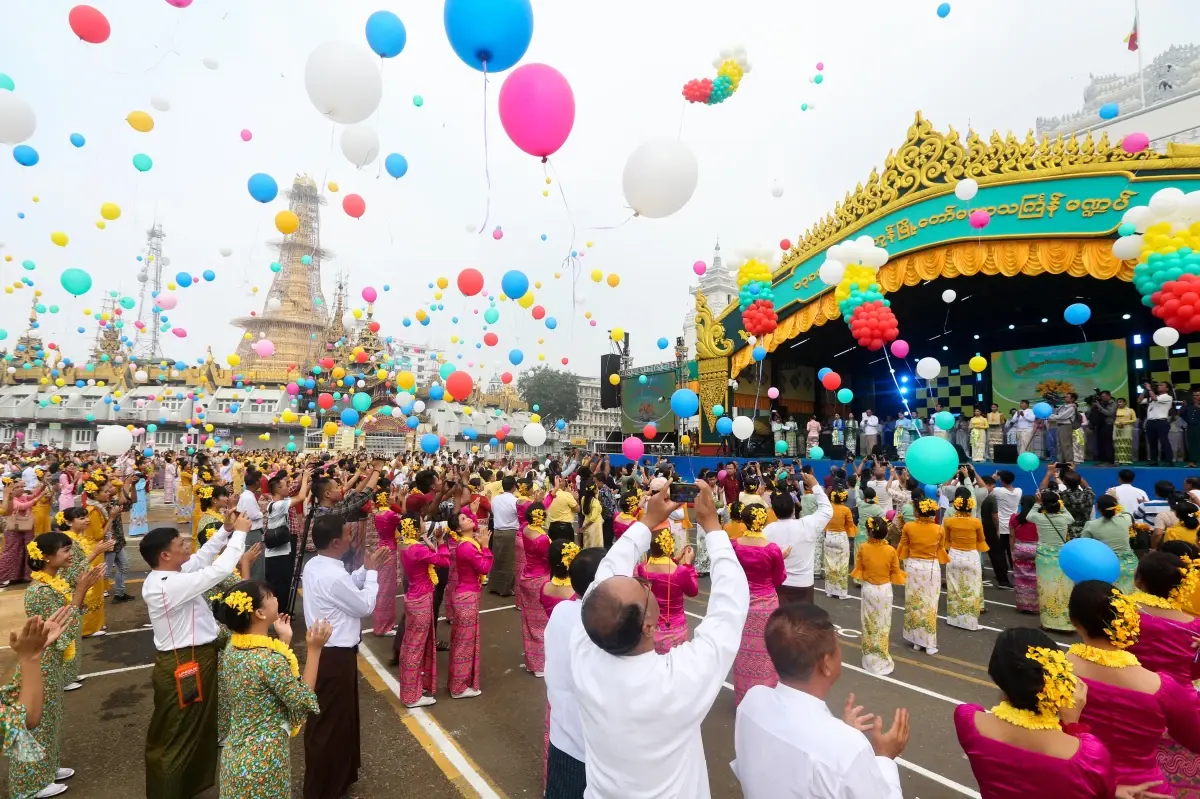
[1028,490,1076,632]
[1081,494,1138,593]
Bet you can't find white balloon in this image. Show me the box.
[622,138,699,219]
[266,297,282,312]
[161,256,171,267]
[1149,187,1185,216]
[916,357,942,380]
[1122,205,1153,233]
[1112,235,1144,261]
[747,335,758,346]
[818,259,846,285]
[219,247,232,257]
[137,272,149,283]
[855,235,875,248]
[304,41,383,125]
[1153,327,1180,347]
[731,415,754,441]
[827,244,845,263]
[150,95,171,112]
[96,425,133,456]
[864,246,889,269]
[135,370,149,382]
[202,57,219,70]
[954,178,979,202]
[523,423,547,447]
[0,91,36,144]
[1180,191,1200,222]
[942,289,956,303]
[770,179,784,199]
[340,124,380,168]
[412,400,426,413]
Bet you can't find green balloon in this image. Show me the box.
[132,153,153,172]
[439,362,456,380]
[351,392,371,412]
[413,95,424,107]
[484,308,499,324]
[48,305,58,314]
[120,296,136,309]
[60,267,92,296]
[0,73,13,92]
[904,436,960,485]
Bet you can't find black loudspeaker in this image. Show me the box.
[826,445,847,461]
[599,354,622,409]
[992,444,1018,464]
[819,432,833,450]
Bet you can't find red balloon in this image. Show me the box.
[368,320,380,332]
[354,351,369,363]
[457,268,484,296]
[317,393,334,409]
[643,423,657,439]
[495,428,506,440]
[561,357,569,365]
[319,357,334,369]
[780,239,792,251]
[445,371,473,400]
[501,371,513,384]
[69,5,111,43]
[342,194,366,218]
[821,372,841,391]
[531,305,546,320]
[483,332,499,347]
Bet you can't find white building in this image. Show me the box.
[683,239,739,361]
[389,341,445,389]
[567,376,621,446]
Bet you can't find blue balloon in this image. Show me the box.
[808,446,825,460]
[69,133,85,148]
[176,271,193,287]
[340,408,360,426]
[670,388,699,418]
[936,2,950,17]
[429,385,445,400]
[501,269,529,300]
[420,433,441,454]
[716,416,734,436]
[509,348,524,365]
[545,317,557,330]
[12,145,38,166]
[1064,302,1091,326]
[247,173,278,203]
[443,0,534,73]
[365,10,407,58]
[1033,401,1053,420]
[1099,102,1119,121]
[385,152,408,178]
[1059,538,1120,584]
[818,367,831,380]
[638,375,647,385]
[490,437,499,447]
[1017,451,1040,472]
[202,270,216,282]
[555,419,566,430]
[904,435,959,484]
[463,427,477,439]
[752,346,766,362]
[657,337,669,349]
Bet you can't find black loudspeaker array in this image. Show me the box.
[599,354,622,409]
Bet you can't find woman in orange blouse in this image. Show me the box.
[898,497,948,655]
[824,485,857,599]
[850,516,906,675]
[723,501,747,540]
[942,486,989,631]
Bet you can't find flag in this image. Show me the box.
[1124,14,1139,51]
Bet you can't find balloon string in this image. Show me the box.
[882,347,921,439]
[476,62,493,234]
[586,212,637,232]
[374,59,386,180]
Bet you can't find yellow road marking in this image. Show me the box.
[929,652,990,673]
[838,639,994,689]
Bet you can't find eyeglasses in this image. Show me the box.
[635,575,653,621]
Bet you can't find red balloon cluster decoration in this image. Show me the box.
[682,78,714,103]
[741,298,778,336]
[848,300,899,351]
[1151,274,1200,333]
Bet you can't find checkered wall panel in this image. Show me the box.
[912,362,984,415]
[1149,343,1200,393]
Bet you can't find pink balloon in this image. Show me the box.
[589,319,597,327]
[254,339,275,357]
[969,209,991,229]
[156,293,178,311]
[171,328,187,338]
[165,0,193,6]
[286,382,299,395]
[492,228,504,240]
[815,61,824,71]
[240,129,252,141]
[1122,132,1149,154]
[890,339,910,358]
[498,63,576,159]
[767,387,780,399]
[693,260,707,276]
[622,436,645,461]
[362,286,378,303]
[717,469,727,480]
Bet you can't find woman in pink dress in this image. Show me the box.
[1068,580,1200,795]
[955,627,1118,798]
[514,500,541,612]
[730,504,787,705]
[611,492,640,542]
[398,516,450,708]
[634,526,699,653]
[0,482,42,585]
[57,466,79,512]
[449,508,492,699]
[162,455,176,506]
[540,539,578,619]
[519,508,551,677]
[1127,550,1200,796]
[1009,495,1039,614]
[372,492,402,636]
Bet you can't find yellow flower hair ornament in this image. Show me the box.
[196,485,213,500]
[83,481,99,495]
[25,542,44,561]
[917,498,940,516]
[399,517,419,541]
[54,511,67,528]
[376,491,390,510]
[1170,556,1200,610]
[1026,646,1077,716]
[831,490,849,503]
[654,528,675,558]
[746,504,769,533]
[1110,503,1124,516]
[528,507,546,527]
[208,592,225,603]
[1106,589,1141,649]
[953,495,976,512]
[223,591,255,616]
[560,541,580,569]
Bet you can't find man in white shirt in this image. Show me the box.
[1011,401,1036,453]
[1141,381,1176,465]
[301,514,390,799]
[489,476,520,597]
[571,483,748,799]
[767,472,832,604]
[1108,469,1149,519]
[543,546,605,798]
[733,603,908,799]
[991,470,1023,524]
[861,411,880,457]
[218,457,233,484]
[141,515,250,799]
[235,467,264,583]
[20,461,39,492]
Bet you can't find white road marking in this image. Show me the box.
[79,664,153,679]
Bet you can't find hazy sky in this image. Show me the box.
[0,0,1192,383]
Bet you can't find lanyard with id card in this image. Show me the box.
[161,588,204,708]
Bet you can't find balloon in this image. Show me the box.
[1059,538,1121,584]
[936,2,952,16]
[171,328,187,338]
[0,74,12,91]
[202,57,219,70]
[351,392,371,412]
[498,63,575,158]
[446,371,473,399]
[340,408,360,426]
[622,436,645,461]
[443,0,534,73]
[716,416,733,436]
[1153,327,1180,347]
[820,371,841,391]
[775,439,788,454]
[693,260,706,276]
[1112,235,1143,260]
[935,410,955,431]
[384,152,408,178]
[732,415,754,441]
[670,388,699,417]
[942,289,956,303]
[156,293,178,310]
[150,96,170,112]
[890,339,909,358]
[365,10,407,58]
[340,124,380,167]
[808,446,825,460]
[968,209,990,229]
[0,92,35,144]
[818,259,845,285]
[275,210,299,235]
[1121,132,1150,154]
[1064,303,1091,326]
[69,5,111,43]
[342,194,366,218]
[915,357,941,380]
[767,387,779,399]
[60,268,92,296]
[361,286,378,304]
[1017,451,1040,472]
[96,425,132,455]
[304,40,383,124]
[132,153,153,172]
[954,178,978,201]
[457,268,484,296]
[771,179,784,198]
[1033,401,1053,420]
[126,110,154,132]
[501,270,529,299]
[252,339,275,358]
[905,436,959,484]
[508,349,524,365]
[69,132,85,147]
[420,433,441,454]
[523,423,547,447]
[752,346,766,362]
[238,129,252,143]
[247,173,278,203]
[1099,102,1119,121]
[100,202,120,220]
[12,145,38,166]
[969,355,987,372]
[836,388,853,404]
[50,232,68,247]
[622,138,699,219]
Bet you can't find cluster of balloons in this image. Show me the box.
[736,257,777,336]
[681,46,752,105]
[1116,187,1200,335]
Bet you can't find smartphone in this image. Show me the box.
[669,483,701,504]
[175,661,203,708]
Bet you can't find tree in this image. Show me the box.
[517,366,581,423]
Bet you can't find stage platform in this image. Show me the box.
[606,456,1196,497]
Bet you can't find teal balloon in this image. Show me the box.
[301,255,312,265]
[21,260,34,271]
[270,262,281,272]
[0,73,13,91]
[638,375,647,385]
[119,296,136,310]
[904,436,959,484]
[836,388,853,404]
[808,446,825,460]
[351,392,371,412]
[132,153,153,172]
[934,410,955,430]
[1017,451,1040,472]
[775,439,788,454]
[712,404,724,416]
[60,268,92,296]
[439,362,456,380]
[484,308,499,324]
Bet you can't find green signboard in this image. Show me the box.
[722,173,1200,343]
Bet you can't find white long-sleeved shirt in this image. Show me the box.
[1011,408,1035,431]
[732,684,902,799]
[544,598,585,762]
[1143,392,1174,420]
[491,491,519,529]
[766,487,833,588]
[571,520,749,799]
[236,489,264,531]
[143,527,247,652]
[861,415,879,435]
[301,554,378,647]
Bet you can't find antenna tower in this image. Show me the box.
[133,224,165,360]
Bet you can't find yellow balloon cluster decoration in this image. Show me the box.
[833,263,876,303]
[735,258,772,288]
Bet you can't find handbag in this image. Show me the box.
[263,500,292,549]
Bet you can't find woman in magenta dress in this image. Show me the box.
[514,483,533,610]
[1067,580,1200,795]
[611,492,640,543]
[730,504,787,705]
[634,526,698,653]
[0,483,42,585]
[519,507,551,677]
[397,516,449,708]
[540,539,578,619]
[449,508,492,699]
[955,627,1117,799]
[1009,495,1039,614]
[1127,551,1200,796]
[372,493,402,636]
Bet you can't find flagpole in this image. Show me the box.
[1136,0,1147,109]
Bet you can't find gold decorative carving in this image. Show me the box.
[694,291,733,360]
[697,357,729,436]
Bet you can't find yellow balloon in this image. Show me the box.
[204,423,214,433]
[226,354,240,367]
[450,335,459,344]
[352,308,362,319]
[251,286,259,294]
[397,371,416,390]
[100,202,121,221]
[969,355,988,373]
[538,337,544,344]
[205,438,215,447]
[534,281,542,289]
[275,210,299,235]
[586,241,593,248]
[300,415,313,428]
[328,181,339,192]
[681,434,691,446]
[434,291,443,301]
[126,110,155,133]
[280,409,297,423]
[505,441,514,451]
[96,221,106,230]
[611,327,624,342]
[584,311,592,319]
[472,445,479,453]
[608,373,620,385]
[167,282,177,291]
[606,273,620,288]
[538,353,545,361]
[415,309,428,322]
[376,368,388,380]
[100,312,110,321]
[323,422,338,437]
[82,308,91,315]
[243,332,252,340]
[518,292,535,309]
[437,277,449,289]
[542,190,549,197]
[545,177,552,185]
[2,255,8,262]
[332,366,346,380]
[590,269,603,283]
[50,232,68,247]
[530,413,541,423]
[554,272,561,279]
[50,395,60,405]
[31,196,38,203]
